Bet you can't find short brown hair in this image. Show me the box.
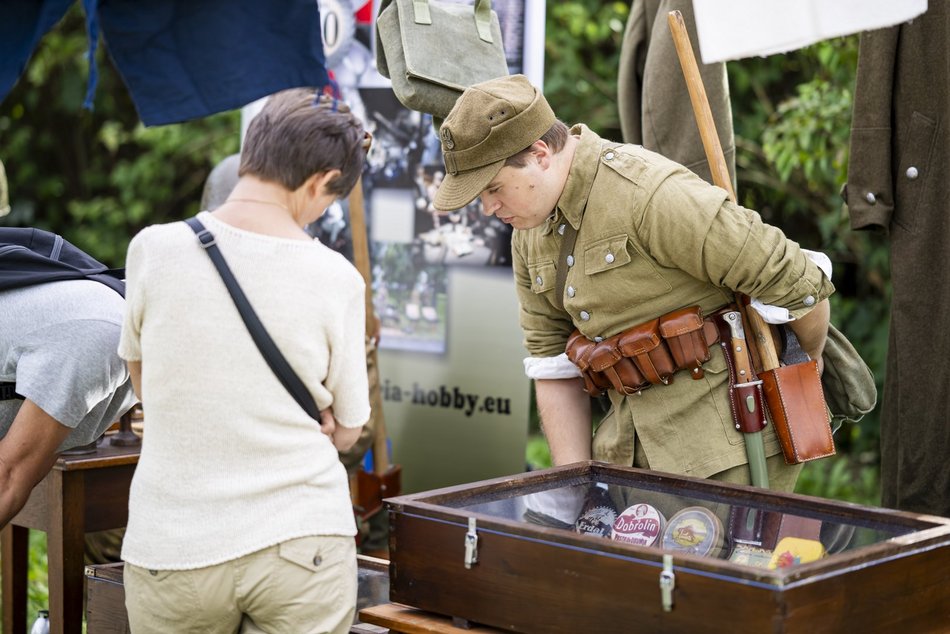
[240,88,366,197]
[504,120,570,168]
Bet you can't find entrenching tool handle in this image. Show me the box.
[668,11,777,487]
[667,10,780,374]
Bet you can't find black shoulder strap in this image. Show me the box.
[184,217,321,421]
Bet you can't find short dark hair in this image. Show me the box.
[240,88,366,197]
[504,120,570,168]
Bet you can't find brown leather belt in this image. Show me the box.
[565,305,733,396]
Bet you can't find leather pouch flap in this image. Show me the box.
[588,340,623,372]
[761,360,835,464]
[658,306,703,337]
[617,319,662,356]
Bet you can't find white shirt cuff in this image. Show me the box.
[523,353,582,380]
[750,249,833,325]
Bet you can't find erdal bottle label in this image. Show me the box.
[575,504,617,537]
[612,503,665,546]
[574,484,619,538]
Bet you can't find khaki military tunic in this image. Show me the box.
[513,125,834,479]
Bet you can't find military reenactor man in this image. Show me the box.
[433,75,833,491]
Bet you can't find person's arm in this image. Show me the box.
[127,360,143,401]
[535,378,592,465]
[0,400,71,529]
[788,298,831,372]
[318,408,362,452]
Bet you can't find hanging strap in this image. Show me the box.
[184,217,320,422]
[410,0,494,43]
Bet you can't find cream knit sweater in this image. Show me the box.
[118,212,369,570]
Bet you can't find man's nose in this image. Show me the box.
[480,193,499,216]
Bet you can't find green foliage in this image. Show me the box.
[544,1,628,140]
[729,37,888,457]
[0,7,240,266]
[526,433,554,471]
[795,453,881,507]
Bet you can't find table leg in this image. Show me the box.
[47,470,86,634]
[1,524,29,634]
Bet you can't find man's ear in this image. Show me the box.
[306,169,342,198]
[532,140,552,168]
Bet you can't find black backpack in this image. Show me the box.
[0,227,125,297]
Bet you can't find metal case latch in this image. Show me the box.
[659,554,676,612]
[464,517,479,569]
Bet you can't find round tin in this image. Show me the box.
[611,503,666,547]
[661,506,724,557]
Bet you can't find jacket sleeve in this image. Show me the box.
[638,169,834,320]
[844,26,900,231]
[512,230,577,359]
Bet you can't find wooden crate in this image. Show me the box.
[386,461,950,633]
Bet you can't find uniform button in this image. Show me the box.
[604,151,615,161]
[865,192,876,205]
[558,224,566,235]
[535,276,543,286]
[566,255,575,267]
[593,336,603,343]
[605,253,615,264]
[906,166,919,180]
[567,286,576,298]
[803,295,815,306]
[313,555,323,566]
[579,310,590,321]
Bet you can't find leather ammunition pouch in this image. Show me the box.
[566,306,725,397]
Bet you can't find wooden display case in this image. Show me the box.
[385,461,950,633]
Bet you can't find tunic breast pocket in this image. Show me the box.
[527,260,557,295]
[583,235,672,302]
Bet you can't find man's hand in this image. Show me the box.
[789,299,831,374]
[0,400,71,529]
[535,378,593,465]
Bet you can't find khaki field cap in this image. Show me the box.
[433,74,556,211]
[0,160,9,217]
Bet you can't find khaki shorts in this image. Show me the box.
[125,535,357,634]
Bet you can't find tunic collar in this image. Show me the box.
[549,124,603,234]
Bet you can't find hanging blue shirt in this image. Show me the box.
[0,0,330,126]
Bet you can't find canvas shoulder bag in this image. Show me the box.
[376,0,509,119]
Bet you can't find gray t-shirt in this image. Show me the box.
[0,280,136,451]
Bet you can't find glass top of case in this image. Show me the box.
[450,477,915,571]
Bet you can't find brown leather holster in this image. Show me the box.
[565,306,725,397]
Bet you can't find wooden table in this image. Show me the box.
[359,604,504,633]
[1,439,139,634]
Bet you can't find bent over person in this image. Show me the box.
[118,89,371,633]
[0,158,137,529]
[433,75,833,491]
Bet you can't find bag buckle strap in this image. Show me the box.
[194,229,217,249]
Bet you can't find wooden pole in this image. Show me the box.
[667,10,780,372]
[348,175,390,474]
